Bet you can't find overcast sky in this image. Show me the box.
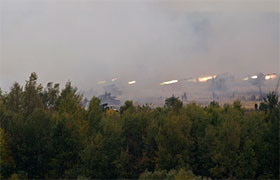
[0,0,279,92]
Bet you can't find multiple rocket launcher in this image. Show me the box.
[160,73,277,86]
[96,72,277,104]
[97,73,277,86]
[97,75,217,86]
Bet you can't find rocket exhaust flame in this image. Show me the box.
[128,81,136,85]
[265,73,277,80]
[160,80,178,85]
[251,75,258,79]
[198,75,216,82]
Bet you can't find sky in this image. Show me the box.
[0,0,279,93]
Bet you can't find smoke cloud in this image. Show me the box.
[1,0,279,100]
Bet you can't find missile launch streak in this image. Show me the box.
[128,81,136,85]
[160,80,178,85]
[265,73,276,80]
[198,75,216,82]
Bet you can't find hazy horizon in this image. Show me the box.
[1,0,279,94]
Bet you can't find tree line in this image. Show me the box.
[0,72,279,179]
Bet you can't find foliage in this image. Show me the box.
[0,73,279,179]
[139,168,199,180]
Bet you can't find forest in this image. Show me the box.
[0,73,279,179]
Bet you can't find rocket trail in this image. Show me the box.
[128,81,136,85]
